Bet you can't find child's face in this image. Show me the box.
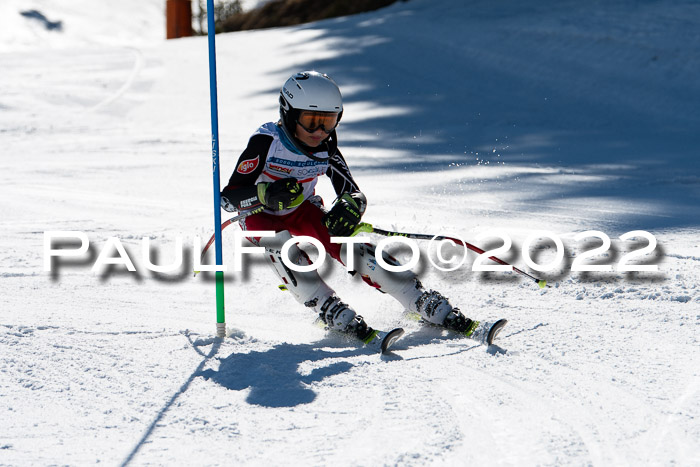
[295,123,327,148]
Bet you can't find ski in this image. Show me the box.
[371,327,405,353]
[488,319,508,345]
[471,319,508,346]
[405,312,507,346]
[316,318,405,354]
[352,326,405,353]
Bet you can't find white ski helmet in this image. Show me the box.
[279,71,343,132]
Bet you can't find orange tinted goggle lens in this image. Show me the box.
[297,111,339,133]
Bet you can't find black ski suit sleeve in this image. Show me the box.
[220,134,273,212]
[325,131,362,198]
[327,149,362,196]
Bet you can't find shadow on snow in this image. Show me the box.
[199,337,370,408]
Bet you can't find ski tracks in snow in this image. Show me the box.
[643,377,700,465]
[0,323,199,464]
[394,324,620,465]
[89,47,145,113]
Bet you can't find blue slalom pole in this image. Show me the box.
[206,0,226,338]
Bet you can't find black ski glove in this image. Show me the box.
[323,192,367,236]
[257,177,304,211]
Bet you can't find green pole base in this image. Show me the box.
[216,322,226,338]
[215,270,226,338]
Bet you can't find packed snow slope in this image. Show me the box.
[1,0,699,465]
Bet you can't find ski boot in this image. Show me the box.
[318,297,404,353]
[417,290,507,345]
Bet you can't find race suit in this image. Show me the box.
[220,121,361,262]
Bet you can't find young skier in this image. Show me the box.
[221,71,504,349]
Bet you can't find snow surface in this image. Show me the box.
[1,0,699,465]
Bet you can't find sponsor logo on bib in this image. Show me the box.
[269,164,293,175]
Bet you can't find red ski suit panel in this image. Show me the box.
[242,199,343,263]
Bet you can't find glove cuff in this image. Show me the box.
[339,192,367,215]
[257,182,269,205]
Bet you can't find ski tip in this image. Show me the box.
[381,327,405,353]
[487,319,508,345]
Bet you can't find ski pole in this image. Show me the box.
[352,222,548,289]
[195,207,264,275]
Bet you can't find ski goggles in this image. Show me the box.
[296,110,340,134]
